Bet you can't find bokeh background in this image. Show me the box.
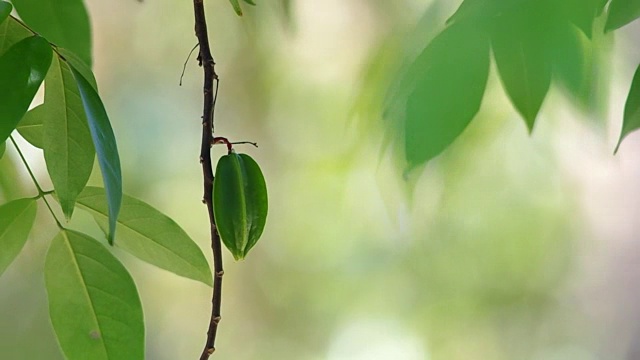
[2,0,640,359]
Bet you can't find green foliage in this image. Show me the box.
[388,0,640,168]
[0,1,273,357]
[45,230,144,360]
[0,1,9,23]
[10,0,92,65]
[605,0,640,31]
[490,5,551,131]
[70,66,122,242]
[16,105,45,148]
[228,0,256,16]
[399,22,490,166]
[0,198,37,276]
[214,152,268,260]
[8,0,640,357]
[0,36,52,144]
[0,14,33,55]
[549,23,593,103]
[616,64,640,153]
[43,55,95,220]
[57,47,98,91]
[76,187,213,286]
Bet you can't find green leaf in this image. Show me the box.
[16,105,45,148]
[0,2,11,24]
[549,23,593,104]
[45,230,144,360]
[0,141,5,159]
[57,47,98,92]
[0,36,52,144]
[0,198,37,276]
[557,0,604,38]
[615,64,640,153]
[398,23,490,166]
[11,0,92,65]
[229,0,243,15]
[42,55,95,220]
[0,16,33,57]
[491,12,551,131]
[214,152,268,260]
[75,186,213,286]
[69,66,122,243]
[606,0,640,31]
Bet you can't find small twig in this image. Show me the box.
[179,43,200,86]
[212,137,258,153]
[193,1,223,359]
[230,141,258,148]
[9,136,63,228]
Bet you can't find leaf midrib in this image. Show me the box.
[61,231,110,358]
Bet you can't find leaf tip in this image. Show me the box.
[614,138,623,155]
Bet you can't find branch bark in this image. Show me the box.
[193,1,223,359]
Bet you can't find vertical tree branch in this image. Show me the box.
[193,1,223,359]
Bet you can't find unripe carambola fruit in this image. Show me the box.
[213,152,268,260]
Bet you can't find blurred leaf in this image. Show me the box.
[214,153,268,260]
[16,105,45,148]
[0,141,4,159]
[57,47,98,92]
[605,0,640,31]
[0,16,33,56]
[398,22,490,167]
[0,36,52,144]
[76,186,213,286]
[491,10,551,131]
[70,66,122,243]
[0,2,10,23]
[279,0,292,24]
[43,55,95,220]
[45,230,144,360]
[615,64,640,153]
[558,0,606,37]
[447,0,528,25]
[549,23,593,106]
[229,0,243,15]
[11,0,92,65]
[0,198,37,276]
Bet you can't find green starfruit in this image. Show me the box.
[213,151,267,260]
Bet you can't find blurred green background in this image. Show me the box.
[2,0,640,359]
